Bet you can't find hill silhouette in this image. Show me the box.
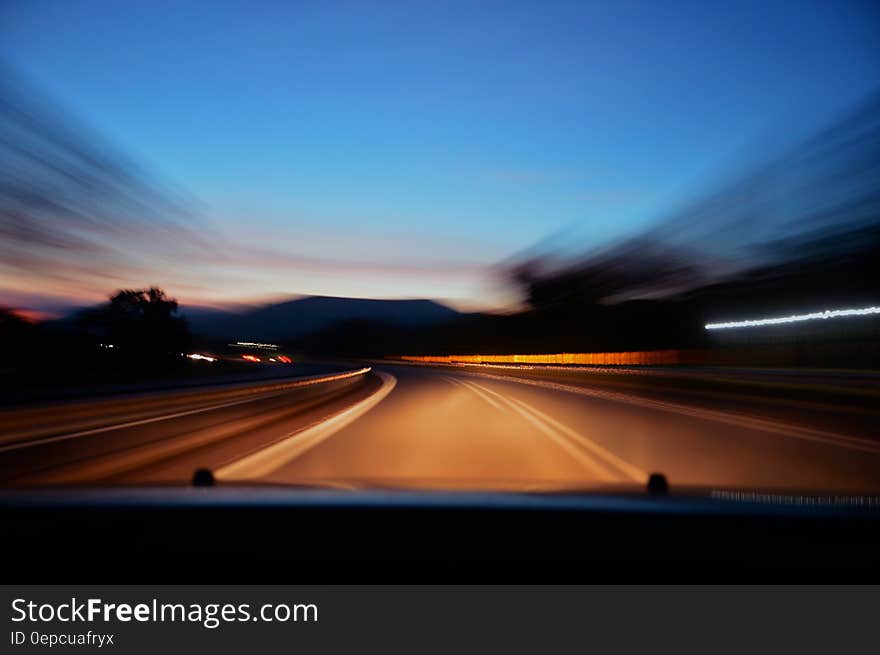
[183,295,461,342]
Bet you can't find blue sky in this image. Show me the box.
[2,0,879,311]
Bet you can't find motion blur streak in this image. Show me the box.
[500,91,880,371]
[462,379,636,482]
[249,364,880,493]
[0,366,377,485]
[705,306,880,330]
[0,64,208,309]
[428,366,880,455]
[474,383,647,482]
[0,367,372,450]
[397,352,683,365]
[447,379,615,480]
[1,363,879,492]
[215,371,397,479]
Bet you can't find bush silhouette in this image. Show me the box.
[79,287,190,361]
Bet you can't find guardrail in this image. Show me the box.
[391,342,880,368]
[393,352,682,366]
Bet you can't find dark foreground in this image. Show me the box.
[2,361,879,583]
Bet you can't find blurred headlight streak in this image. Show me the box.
[186,353,216,362]
[503,90,880,363]
[705,306,880,330]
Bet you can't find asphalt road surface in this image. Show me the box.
[3,362,880,493]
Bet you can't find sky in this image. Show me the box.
[1,0,879,314]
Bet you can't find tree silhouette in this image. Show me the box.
[0,307,37,364]
[79,287,190,360]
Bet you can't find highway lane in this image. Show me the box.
[0,367,380,485]
[223,363,880,493]
[1,361,348,409]
[1,363,357,445]
[3,362,880,493]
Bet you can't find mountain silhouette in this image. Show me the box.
[183,295,461,341]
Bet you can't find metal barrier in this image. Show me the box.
[394,351,683,366]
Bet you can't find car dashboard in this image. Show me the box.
[2,485,879,583]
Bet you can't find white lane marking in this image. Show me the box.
[504,395,646,482]
[0,368,373,454]
[466,380,645,482]
[438,369,880,456]
[443,376,503,410]
[216,371,398,479]
[460,380,624,481]
[27,411,289,484]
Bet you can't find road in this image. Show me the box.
[0,366,381,485]
[3,362,880,493]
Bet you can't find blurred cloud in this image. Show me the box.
[0,61,211,299]
[0,62,506,315]
[510,89,880,309]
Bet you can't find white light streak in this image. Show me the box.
[705,306,880,330]
[231,341,278,349]
[186,353,217,362]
